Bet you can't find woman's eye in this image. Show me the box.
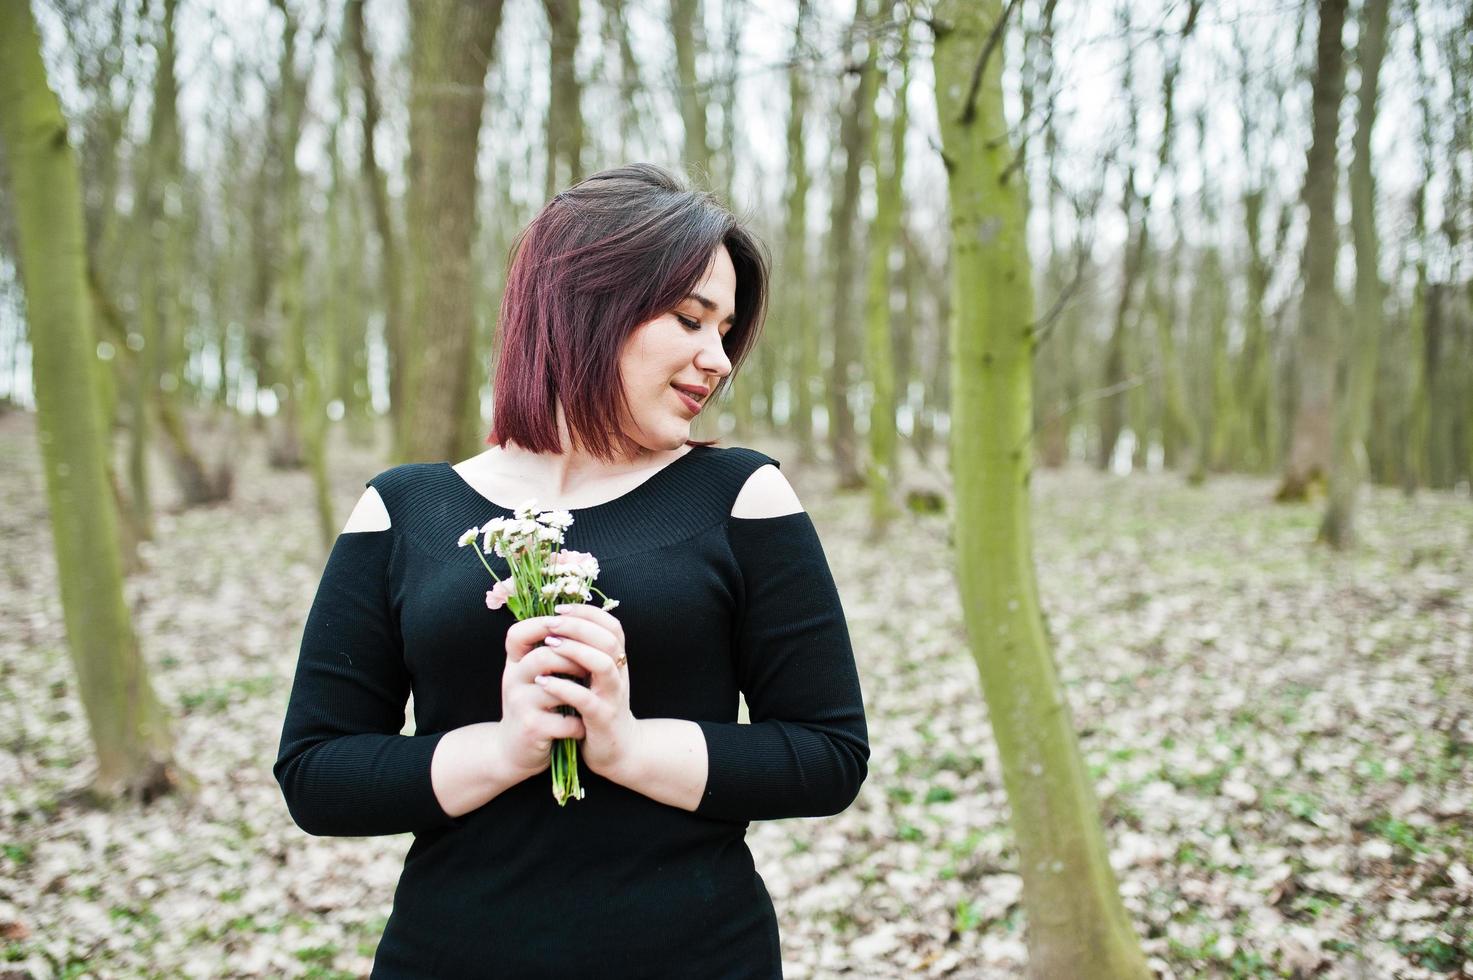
[676,315,701,331]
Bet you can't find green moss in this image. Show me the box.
[924,786,957,804]
[953,899,983,932]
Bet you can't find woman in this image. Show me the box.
[275,163,869,978]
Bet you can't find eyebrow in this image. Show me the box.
[685,292,736,326]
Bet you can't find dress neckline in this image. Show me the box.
[439,445,707,517]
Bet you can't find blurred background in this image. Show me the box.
[0,0,1470,976]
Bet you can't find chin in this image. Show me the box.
[627,421,689,453]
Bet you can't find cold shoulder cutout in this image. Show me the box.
[730,464,804,518]
[341,486,391,532]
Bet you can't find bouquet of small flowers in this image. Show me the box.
[457,502,620,806]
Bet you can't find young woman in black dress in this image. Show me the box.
[277,163,869,978]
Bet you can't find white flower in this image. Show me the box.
[541,510,574,530]
[514,500,538,521]
[536,525,564,544]
[457,527,480,548]
[601,598,620,611]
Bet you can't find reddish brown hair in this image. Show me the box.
[485,163,769,461]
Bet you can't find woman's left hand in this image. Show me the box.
[534,603,642,780]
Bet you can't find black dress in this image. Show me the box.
[275,445,870,978]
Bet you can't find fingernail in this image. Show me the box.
[547,617,563,628]
[545,636,563,646]
[534,675,549,686]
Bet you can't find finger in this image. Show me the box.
[512,646,586,682]
[507,677,579,713]
[552,602,625,643]
[535,674,603,720]
[539,639,621,690]
[536,711,586,742]
[544,615,616,654]
[505,616,565,662]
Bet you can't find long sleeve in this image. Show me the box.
[274,526,457,837]
[694,512,870,823]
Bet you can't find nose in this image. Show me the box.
[695,332,732,379]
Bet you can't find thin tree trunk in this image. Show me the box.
[87,266,146,567]
[1400,0,1435,494]
[347,0,408,459]
[269,0,333,549]
[863,3,908,532]
[932,2,1149,974]
[670,0,710,179]
[1098,7,1144,472]
[828,0,879,489]
[543,0,584,197]
[1320,0,1389,545]
[1277,0,1349,501]
[783,1,816,461]
[0,0,179,802]
[404,0,505,463]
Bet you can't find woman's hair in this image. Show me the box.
[485,163,769,460]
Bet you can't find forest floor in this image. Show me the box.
[1,410,1470,979]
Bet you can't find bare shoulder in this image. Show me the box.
[342,487,391,532]
[731,464,805,519]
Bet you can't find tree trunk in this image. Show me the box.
[1236,185,1276,472]
[404,0,505,463]
[932,2,1150,975]
[0,0,178,802]
[670,0,710,179]
[1277,0,1348,501]
[543,0,584,197]
[782,0,816,461]
[268,0,333,549]
[1098,7,1145,472]
[863,4,908,533]
[133,0,221,506]
[1319,0,1388,545]
[346,0,408,457]
[600,0,645,160]
[828,0,879,490]
[87,266,147,568]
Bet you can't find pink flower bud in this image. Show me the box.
[485,579,517,610]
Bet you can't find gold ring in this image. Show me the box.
[613,653,627,669]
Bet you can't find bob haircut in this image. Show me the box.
[485,163,769,462]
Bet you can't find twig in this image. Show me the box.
[962,0,1023,125]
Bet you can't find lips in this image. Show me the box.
[672,385,703,415]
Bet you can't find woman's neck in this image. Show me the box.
[485,402,672,497]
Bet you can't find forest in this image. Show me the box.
[0,0,1470,976]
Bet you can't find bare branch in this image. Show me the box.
[961,0,1022,125]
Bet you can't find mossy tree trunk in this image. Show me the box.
[863,2,909,532]
[0,0,178,802]
[1277,0,1348,501]
[268,0,333,549]
[403,0,505,463]
[781,0,817,461]
[828,0,880,489]
[933,1,1150,974]
[346,0,408,455]
[1320,0,1389,546]
[134,0,224,507]
[1097,7,1145,472]
[543,0,584,198]
[670,0,710,181]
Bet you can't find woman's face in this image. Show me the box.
[615,245,736,454]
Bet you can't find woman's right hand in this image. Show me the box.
[495,615,589,780]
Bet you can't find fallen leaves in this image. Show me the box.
[1,416,1469,977]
